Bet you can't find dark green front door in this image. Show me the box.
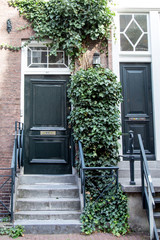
[120,63,155,159]
[24,75,72,174]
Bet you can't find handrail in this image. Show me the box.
[10,121,24,221]
[138,134,159,240]
[78,141,119,208]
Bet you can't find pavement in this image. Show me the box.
[0,232,150,240]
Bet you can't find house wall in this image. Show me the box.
[0,0,33,167]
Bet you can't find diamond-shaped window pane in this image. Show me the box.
[135,15,147,32]
[126,21,142,45]
[120,15,132,32]
[136,34,148,51]
[120,34,133,51]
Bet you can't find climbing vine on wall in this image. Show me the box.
[5,0,115,66]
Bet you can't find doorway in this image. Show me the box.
[24,75,72,174]
[120,63,155,159]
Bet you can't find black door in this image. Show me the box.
[24,75,72,174]
[120,63,155,160]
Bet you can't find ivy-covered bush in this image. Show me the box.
[68,67,123,167]
[68,67,129,235]
[81,185,129,236]
[7,0,114,64]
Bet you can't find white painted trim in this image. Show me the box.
[119,54,151,63]
[112,0,160,12]
[149,12,160,160]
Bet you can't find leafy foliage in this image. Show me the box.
[68,67,129,235]
[7,0,114,65]
[68,67,123,166]
[81,185,129,236]
[0,225,24,238]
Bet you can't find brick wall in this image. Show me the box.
[0,0,33,167]
[75,39,112,71]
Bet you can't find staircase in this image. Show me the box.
[14,174,81,234]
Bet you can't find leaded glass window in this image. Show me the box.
[27,47,69,68]
[120,14,149,52]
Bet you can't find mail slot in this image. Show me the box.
[40,131,56,136]
[129,117,146,121]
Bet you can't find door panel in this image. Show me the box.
[32,82,65,127]
[29,136,68,164]
[120,63,155,159]
[24,75,71,174]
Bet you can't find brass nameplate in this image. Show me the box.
[129,118,146,121]
[40,131,56,136]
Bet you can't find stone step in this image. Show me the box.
[118,161,160,169]
[19,174,76,185]
[17,184,79,198]
[154,197,160,204]
[119,169,160,178]
[119,178,160,193]
[16,198,80,211]
[154,212,160,218]
[14,210,81,220]
[14,220,81,234]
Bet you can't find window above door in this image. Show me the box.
[120,14,149,52]
[27,47,69,68]
[22,42,71,74]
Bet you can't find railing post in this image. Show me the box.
[129,130,136,185]
[140,149,145,209]
[83,171,86,208]
[71,130,75,167]
[149,188,154,240]
[10,168,14,222]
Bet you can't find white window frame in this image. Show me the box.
[22,41,71,75]
[119,13,150,53]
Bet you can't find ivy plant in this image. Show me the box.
[68,67,129,235]
[4,0,115,66]
[0,225,24,238]
[81,185,129,236]
[68,67,123,167]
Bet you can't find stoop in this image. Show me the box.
[118,160,160,232]
[14,174,81,234]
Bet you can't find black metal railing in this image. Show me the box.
[119,131,135,185]
[138,134,159,240]
[0,168,12,219]
[0,122,24,222]
[78,141,119,208]
[10,121,24,221]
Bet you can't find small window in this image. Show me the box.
[120,14,149,52]
[27,47,69,68]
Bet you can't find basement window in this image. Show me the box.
[120,14,149,52]
[27,47,69,68]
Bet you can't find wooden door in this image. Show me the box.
[24,75,72,174]
[120,63,155,159]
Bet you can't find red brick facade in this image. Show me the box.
[0,0,33,167]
